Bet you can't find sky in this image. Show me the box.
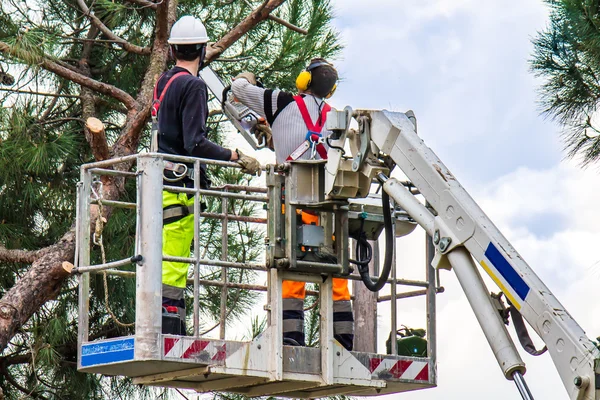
[322,1,600,399]
[205,1,600,399]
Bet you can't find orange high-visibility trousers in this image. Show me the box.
[281,210,354,350]
[282,278,353,350]
[282,279,350,301]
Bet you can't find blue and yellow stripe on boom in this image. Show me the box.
[479,243,530,310]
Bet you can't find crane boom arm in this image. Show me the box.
[328,108,600,399]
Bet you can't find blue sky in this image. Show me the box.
[330,0,562,187]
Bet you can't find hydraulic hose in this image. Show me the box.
[349,217,373,267]
[357,188,394,292]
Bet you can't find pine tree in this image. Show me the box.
[531,0,600,164]
[0,0,341,398]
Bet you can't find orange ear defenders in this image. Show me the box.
[295,60,338,99]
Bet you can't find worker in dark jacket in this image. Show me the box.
[154,15,261,334]
[231,59,354,351]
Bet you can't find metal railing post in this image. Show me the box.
[426,230,437,383]
[320,274,334,385]
[219,190,228,340]
[390,201,397,356]
[193,161,201,337]
[135,155,164,360]
[77,169,92,368]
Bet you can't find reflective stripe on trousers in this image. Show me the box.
[282,279,354,350]
[162,283,186,324]
[162,190,196,326]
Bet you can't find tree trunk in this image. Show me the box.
[0,229,75,350]
[352,240,378,353]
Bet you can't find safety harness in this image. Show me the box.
[286,96,331,161]
[151,71,189,152]
[151,70,205,224]
[151,71,198,184]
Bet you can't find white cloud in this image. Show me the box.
[371,158,600,400]
[329,0,561,187]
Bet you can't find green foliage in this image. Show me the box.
[0,0,341,398]
[531,0,600,164]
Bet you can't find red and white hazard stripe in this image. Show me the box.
[369,357,429,381]
[163,337,227,361]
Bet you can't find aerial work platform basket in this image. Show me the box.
[75,153,439,398]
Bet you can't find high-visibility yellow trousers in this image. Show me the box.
[162,190,195,329]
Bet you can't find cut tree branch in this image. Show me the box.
[86,118,110,161]
[76,0,152,55]
[0,246,41,264]
[0,42,138,110]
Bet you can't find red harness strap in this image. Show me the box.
[151,71,190,117]
[286,96,331,161]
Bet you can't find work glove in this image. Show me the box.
[236,149,262,176]
[252,121,274,151]
[234,71,257,85]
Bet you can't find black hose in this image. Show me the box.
[326,137,346,155]
[357,189,394,292]
[349,217,372,267]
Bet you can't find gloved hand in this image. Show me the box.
[235,149,262,176]
[234,71,257,85]
[252,121,274,151]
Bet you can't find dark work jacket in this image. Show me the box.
[155,66,232,188]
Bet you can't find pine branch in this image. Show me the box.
[76,0,152,55]
[94,96,128,114]
[124,0,158,9]
[38,81,64,122]
[38,117,85,126]
[0,363,48,400]
[242,0,307,34]
[0,41,138,110]
[0,88,79,98]
[0,246,41,264]
[267,13,307,35]
[205,0,288,63]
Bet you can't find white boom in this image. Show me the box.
[326,108,600,400]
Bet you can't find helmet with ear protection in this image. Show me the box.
[295,60,337,98]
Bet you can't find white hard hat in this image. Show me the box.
[168,16,209,45]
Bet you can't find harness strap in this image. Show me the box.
[163,201,208,224]
[293,95,331,132]
[163,161,195,182]
[163,205,194,223]
[152,71,190,117]
[286,96,331,161]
